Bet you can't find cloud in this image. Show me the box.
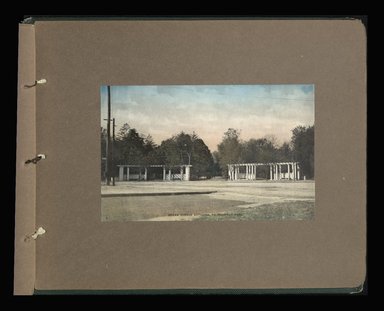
[101,85,314,151]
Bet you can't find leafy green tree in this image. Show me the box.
[158,137,180,167]
[240,137,279,178]
[175,132,194,165]
[241,138,278,163]
[277,142,293,162]
[122,128,145,164]
[217,128,243,177]
[117,123,130,140]
[291,125,314,179]
[115,123,154,165]
[211,151,222,177]
[157,131,214,179]
[142,134,157,165]
[190,137,214,179]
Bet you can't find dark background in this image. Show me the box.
[2,13,367,302]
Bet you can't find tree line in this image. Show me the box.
[101,123,214,180]
[215,126,314,179]
[101,123,314,180]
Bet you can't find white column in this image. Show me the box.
[144,167,147,181]
[278,164,281,180]
[127,167,130,181]
[185,166,190,181]
[297,165,300,180]
[296,163,299,180]
[246,165,249,180]
[287,163,290,180]
[293,163,296,180]
[275,165,278,180]
[296,164,299,180]
[119,166,124,181]
[254,165,257,180]
[270,165,273,180]
[233,166,236,180]
[163,167,166,181]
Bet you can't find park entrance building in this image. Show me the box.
[227,162,300,181]
[117,164,192,181]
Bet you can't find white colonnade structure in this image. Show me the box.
[117,164,192,181]
[227,162,300,181]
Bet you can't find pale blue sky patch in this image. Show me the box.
[101,85,314,151]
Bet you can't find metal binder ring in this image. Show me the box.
[25,154,46,164]
[24,79,47,88]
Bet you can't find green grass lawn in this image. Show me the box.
[102,194,314,221]
[196,200,314,221]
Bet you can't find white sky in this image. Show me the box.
[101,85,314,152]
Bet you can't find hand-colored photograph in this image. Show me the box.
[100,85,314,221]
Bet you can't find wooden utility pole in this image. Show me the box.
[106,85,111,185]
[112,117,115,186]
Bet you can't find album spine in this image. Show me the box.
[14,23,36,295]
